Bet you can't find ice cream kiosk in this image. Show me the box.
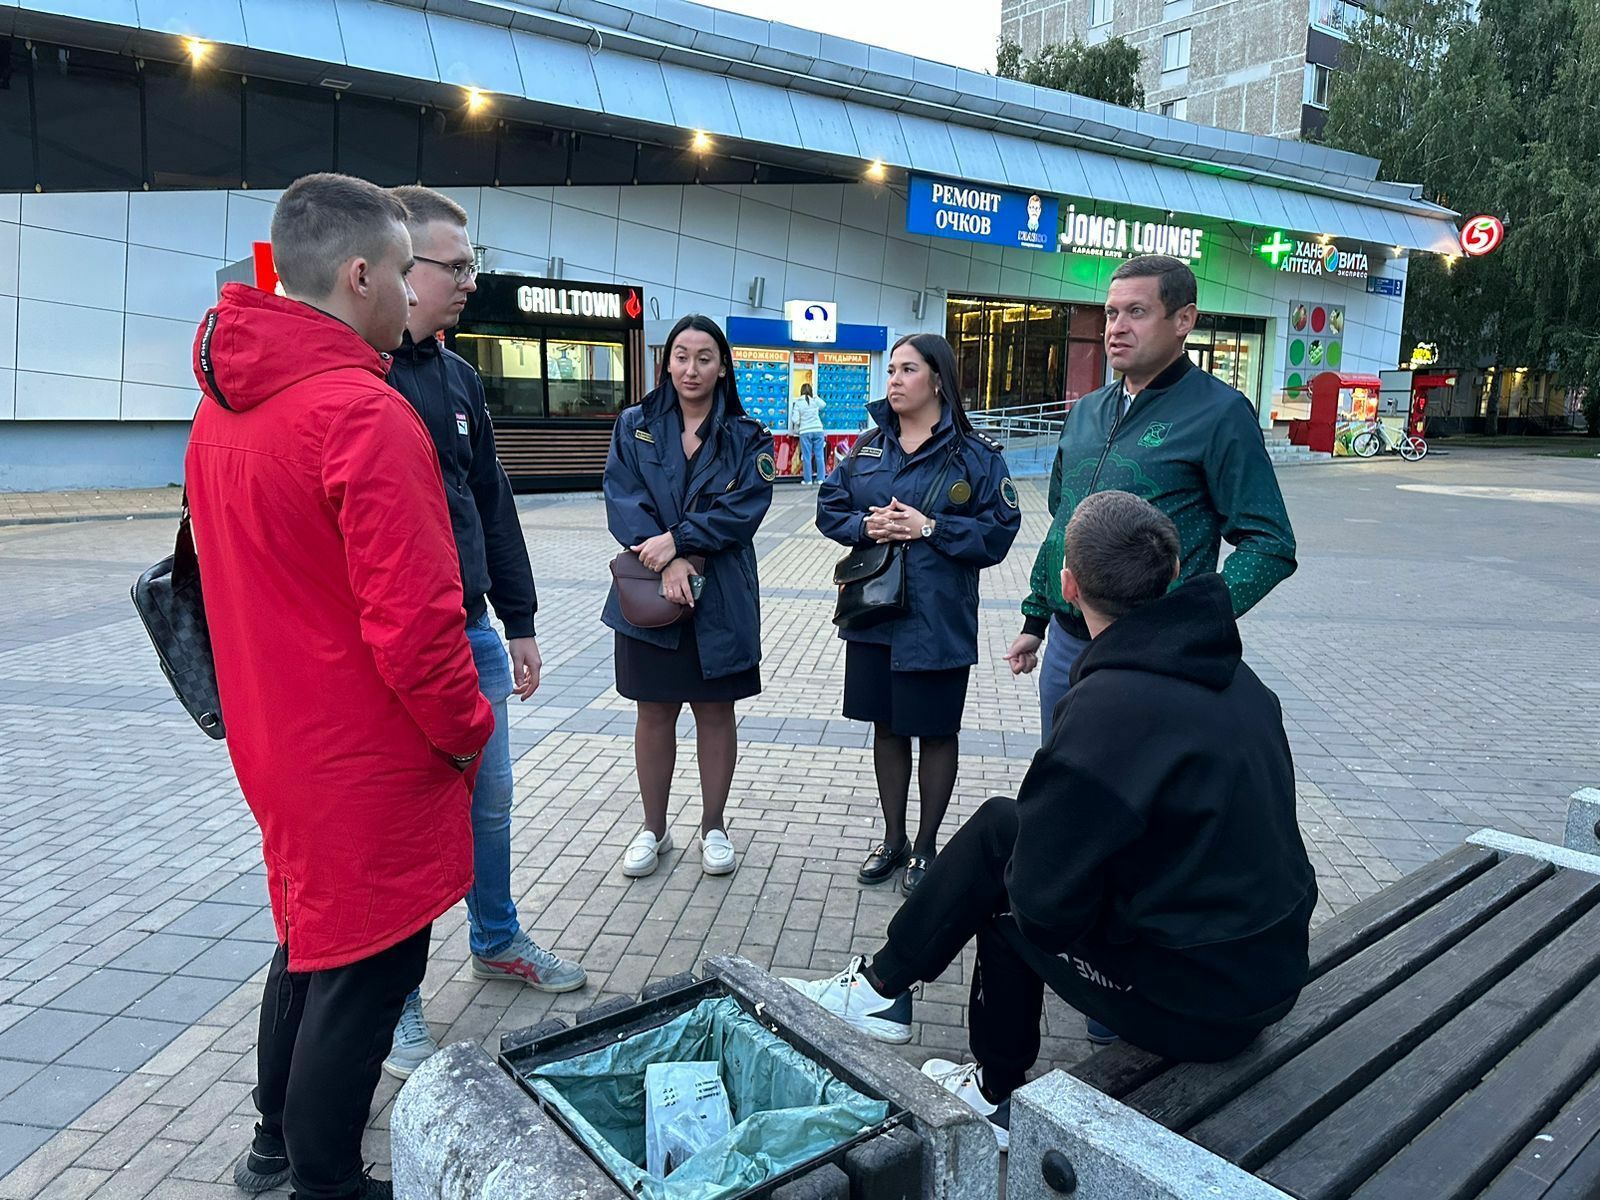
[1293,371,1381,455]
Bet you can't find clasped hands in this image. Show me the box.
[631,531,699,608]
[865,498,931,544]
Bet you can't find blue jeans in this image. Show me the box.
[1038,623,1090,744]
[407,615,519,1008]
[799,431,827,483]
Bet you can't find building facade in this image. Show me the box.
[0,0,1448,492]
[1000,0,1365,139]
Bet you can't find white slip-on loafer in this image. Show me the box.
[622,829,673,878]
[701,828,737,876]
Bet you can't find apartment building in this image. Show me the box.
[1000,0,1365,138]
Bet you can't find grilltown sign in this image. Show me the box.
[517,285,628,319]
[1058,205,1207,262]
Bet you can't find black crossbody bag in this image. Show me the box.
[832,433,959,631]
[130,497,226,739]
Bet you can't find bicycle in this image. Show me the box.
[1351,420,1428,462]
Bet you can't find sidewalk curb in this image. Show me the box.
[0,509,181,528]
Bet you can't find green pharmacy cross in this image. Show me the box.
[1258,231,1295,268]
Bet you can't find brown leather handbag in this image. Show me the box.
[609,551,707,629]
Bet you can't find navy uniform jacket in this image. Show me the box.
[817,400,1020,672]
[603,382,775,679]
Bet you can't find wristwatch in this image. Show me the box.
[920,521,936,538]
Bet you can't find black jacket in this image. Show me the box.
[1006,574,1315,1023]
[388,331,537,639]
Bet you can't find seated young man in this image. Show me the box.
[786,490,1316,1149]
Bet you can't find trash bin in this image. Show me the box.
[501,978,903,1200]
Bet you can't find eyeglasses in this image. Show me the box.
[413,255,479,285]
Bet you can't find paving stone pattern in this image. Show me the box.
[0,450,1596,1195]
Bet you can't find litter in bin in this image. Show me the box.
[645,1061,734,1177]
[518,994,890,1200]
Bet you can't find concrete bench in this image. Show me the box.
[1007,790,1600,1200]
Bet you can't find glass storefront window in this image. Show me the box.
[336,93,419,186]
[1023,304,1067,409]
[32,44,141,190]
[421,104,497,187]
[946,296,1090,412]
[547,336,627,418]
[145,59,243,188]
[1188,314,1266,413]
[0,39,35,191]
[454,333,547,419]
[455,328,628,421]
[245,78,335,188]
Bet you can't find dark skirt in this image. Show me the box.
[842,641,971,737]
[614,621,761,704]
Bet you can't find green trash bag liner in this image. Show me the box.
[521,995,890,1200]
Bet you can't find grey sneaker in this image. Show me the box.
[471,932,588,993]
[382,993,438,1081]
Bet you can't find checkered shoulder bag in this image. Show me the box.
[130,498,226,740]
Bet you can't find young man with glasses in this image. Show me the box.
[379,187,587,1080]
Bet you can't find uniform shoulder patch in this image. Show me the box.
[1000,478,1020,509]
[756,451,777,482]
[969,429,1005,453]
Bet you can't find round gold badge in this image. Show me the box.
[948,479,972,505]
[757,452,776,482]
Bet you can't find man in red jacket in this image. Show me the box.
[185,173,494,1200]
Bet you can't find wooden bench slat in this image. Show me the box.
[1122,854,1554,1128]
[1475,1074,1600,1200]
[1348,966,1600,1200]
[1257,902,1600,1200]
[1188,866,1600,1169]
[1069,845,1504,1101]
[1539,1126,1600,1200]
[1306,844,1500,977]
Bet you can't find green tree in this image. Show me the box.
[1320,0,1600,434]
[996,36,1146,109]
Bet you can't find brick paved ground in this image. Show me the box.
[0,448,1597,1197]
[0,489,183,527]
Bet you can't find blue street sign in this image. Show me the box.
[1367,276,1405,298]
[906,175,1058,252]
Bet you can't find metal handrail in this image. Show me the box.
[969,398,1074,444]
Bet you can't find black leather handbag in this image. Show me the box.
[832,437,958,631]
[131,499,226,739]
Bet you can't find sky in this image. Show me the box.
[700,0,1003,75]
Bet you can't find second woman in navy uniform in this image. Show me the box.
[817,333,1021,895]
[603,315,776,880]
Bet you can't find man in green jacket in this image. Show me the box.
[1005,255,1297,738]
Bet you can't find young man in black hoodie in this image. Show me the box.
[379,187,587,1082]
[786,490,1316,1150]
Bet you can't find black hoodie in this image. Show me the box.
[389,331,537,640]
[1005,573,1316,1023]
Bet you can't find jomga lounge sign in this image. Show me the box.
[1258,231,1370,280]
[1057,205,1207,262]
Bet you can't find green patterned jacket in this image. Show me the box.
[1021,355,1297,639]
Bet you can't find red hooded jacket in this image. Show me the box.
[185,284,494,971]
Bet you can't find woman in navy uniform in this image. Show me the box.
[818,333,1021,896]
[604,315,776,879]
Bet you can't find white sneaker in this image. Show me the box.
[701,829,737,876]
[780,956,913,1044]
[623,829,673,878]
[921,1059,1010,1153]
